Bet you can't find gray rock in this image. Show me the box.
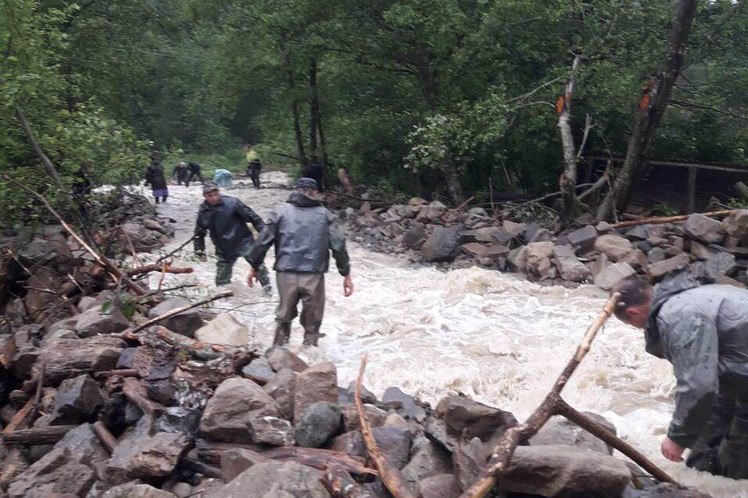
[507,246,527,270]
[75,303,130,338]
[148,298,204,338]
[435,395,516,442]
[460,242,509,261]
[684,213,725,244]
[242,357,275,385]
[418,474,462,498]
[421,226,462,262]
[49,374,105,425]
[502,220,527,238]
[372,427,412,470]
[647,247,667,263]
[77,297,97,314]
[100,482,177,498]
[625,225,650,241]
[341,403,388,432]
[689,241,719,260]
[621,483,714,498]
[195,312,247,347]
[553,245,593,282]
[472,227,501,242]
[524,241,556,281]
[691,252,738,281]
[567,225,598,251]
[294,362,338,423]
[329,430,366,458]
[722,209,748,244]
[453,437,488,490]
[208,461,331,498]
[594,262,636,290]
[294,401,342,448]
[171,483,192,498]
[263,367,296,420]
[382,387,427,422]
[104,415,190,485]
[220,448,270,482]
[402,441,453,489]
[248,416,294,446]
[416,201,447,223]
[529,413,617,455]
[403,224,426,250]
[200,377,279,443]
[266,346,308,372]
[594,234,634,262]
[526,227,552,243]
[500,444,631,497]
[8,423,107,498]
[37,336,125,385]
[648,253,691,281]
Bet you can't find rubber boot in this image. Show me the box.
[302,330,326,347]
[273,322,291,346]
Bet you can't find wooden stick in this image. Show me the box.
[122,377,163,415]
[129,290,232,334]
[93,421,117,453]
[355,355,417,498]
[125,263,194,276]
[94,369,139,380]
[155,235,195,265]
[324,464,378,498]
[459,294,621,498]
[2,399,35,435]
[555,399,676,485]
[611,209,734,229]
[3,425,77,445]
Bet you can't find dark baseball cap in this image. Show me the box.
[294,177,318,190]
[202,181,219,193]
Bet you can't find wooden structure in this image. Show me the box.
[585,156,748,213]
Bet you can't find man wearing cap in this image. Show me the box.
[247,177,353,346]
[194,181,272,292]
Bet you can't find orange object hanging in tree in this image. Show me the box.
[556,95,565,114]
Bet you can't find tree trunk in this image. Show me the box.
[281,37,307,167]
[558,56,581,224]
[597,0,698,221]
[308,57,319,159]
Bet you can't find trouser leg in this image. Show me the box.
[718,394,748,479]
[298,274,325,346]
[686,393,734,474]
[215,253,236,286]
[274,272,300,346]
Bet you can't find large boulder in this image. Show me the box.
[594,235,634,262]
[566,225,598,252]
[195,313,248,347]
[524,241,556,281]
[75,303,130,338]
[104,415,190,485]
[220,448,270,482]
[266,347,308,372]
[529,413,617,455]
[36,336,125,385]
[49,374,106,425]
[8,423,108,498]
[435,395,516,441]
[148,297,205,338]
[248,416,295,446]
[553,245,593,282]
[382,387,427,423]
[371,427,412,470]
[294,362,338,423]
[648,253,690,281]
[402,441,453,489]
[242,357,275,386]
[200,378,279,442]
[690,252,738,281]
[207,461,331,498]
[294,401,342,448]
[500,445,630,497]
[722,209,748,244]
[594,262,636,290]
[418,474,462,498]
[421,226,461,262]
[263,368,296,420]
[684,213,724,244]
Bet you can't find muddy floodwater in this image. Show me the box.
[136,171,746,498]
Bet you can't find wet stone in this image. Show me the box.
[295,401,342,448]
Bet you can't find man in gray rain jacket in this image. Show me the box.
[247,177,353,346]
[612,272,748,478]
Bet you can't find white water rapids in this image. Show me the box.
[136,171,746,498]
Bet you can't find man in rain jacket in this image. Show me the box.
[612,272,748,478]
[246,177,353,346]
[194,181,271,292]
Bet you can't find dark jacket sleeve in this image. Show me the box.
[194,207,207,253]
[144,166,152,186]
[235,200,265,232]
[248,209,278,270]
[327,211,350,277]
[661,313,720,447]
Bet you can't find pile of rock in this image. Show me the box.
[99,191,176,253]
[345,200,748,290]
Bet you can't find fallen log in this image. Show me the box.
[3,425,77,445]
[610,209,734,229]
[355,355,417,498]
[125,263,194,276]
[129,290,233,334]
[324,464,378,498]
[458,293,680,498]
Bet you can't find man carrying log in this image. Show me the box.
[247,178,353,346]
[194,181,272,293]
[612,272,748,479]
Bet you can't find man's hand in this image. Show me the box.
[247,267,259,288]
[661,437,685,462]
[343,274,354,297]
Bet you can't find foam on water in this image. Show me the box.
[137,172,747,497]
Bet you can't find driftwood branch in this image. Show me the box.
[93,421,117,453]
[324,464,378,498]
[355,354,417,498]
[155,235,196,265]
[610,209,734,229]
[3,425,77,445]
[129,290,233,334]
[125,263,194,277]
[14,106,62,187]
[460,294,624,498]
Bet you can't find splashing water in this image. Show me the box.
[136,172,747,498]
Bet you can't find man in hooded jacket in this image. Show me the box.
[612,272,748,478]
[246,177,353,346]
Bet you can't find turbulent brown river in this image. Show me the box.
[137,172,746,498]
